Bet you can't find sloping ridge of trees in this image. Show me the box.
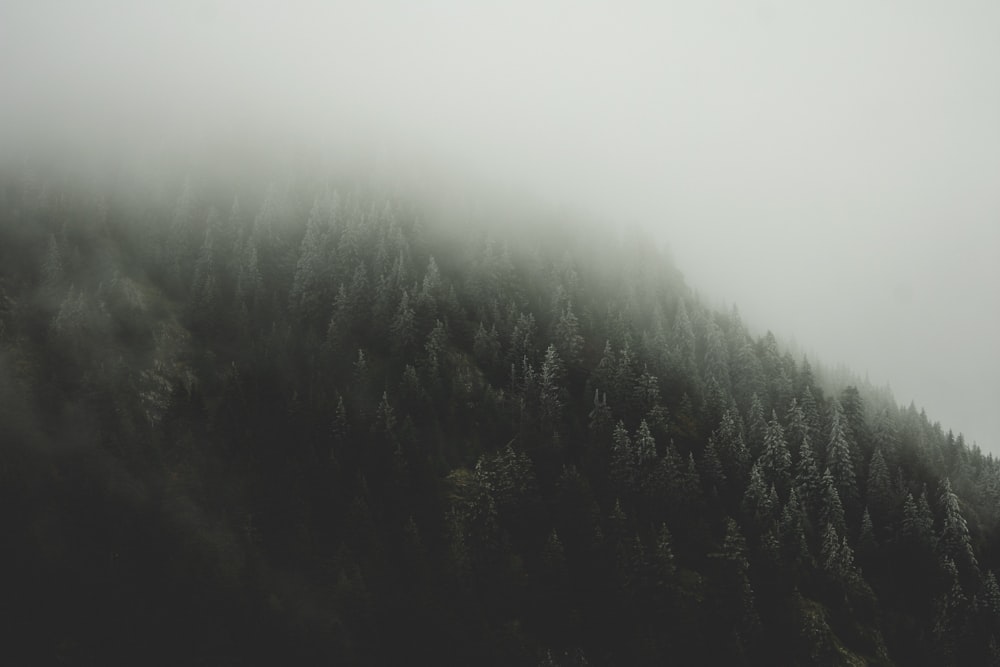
[1,167,998,665]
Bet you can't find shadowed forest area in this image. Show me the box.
[1,167,998,665]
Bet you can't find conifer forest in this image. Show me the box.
[1,168,998,665]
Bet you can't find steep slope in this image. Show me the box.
[1,170,998,665]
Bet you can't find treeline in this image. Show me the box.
[1,170,998,665]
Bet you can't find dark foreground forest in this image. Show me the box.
[1,167,997,665]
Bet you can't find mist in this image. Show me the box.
[3,0,998,449]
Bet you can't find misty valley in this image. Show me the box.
[0,167,997,665]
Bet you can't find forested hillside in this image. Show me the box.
[1,169,998,665]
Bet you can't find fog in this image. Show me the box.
[2,1,998,450]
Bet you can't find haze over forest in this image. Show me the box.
[7,3,1000,664]
[2,0,998,450]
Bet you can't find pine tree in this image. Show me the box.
[539,344,564,432]
[701,436,727,492]
[819,468,847,537]
[554,302,584,366]
[932,557,969,665]
[785,398,810,456]
[611,421,638,496]
[423,319,448,384]
[714,407,750,490]
[703,320,731,396]
[473,322,501,370]
[588,390,612,437]
[779,488,810,566]
[290,197,331,324]
[722,517,759,636]
[747,394,767,459]
[982,571,1000,622]
[825,399,858,508]
[743,462,776,528]
[901,491,934,552]
[654,522,676,585]
[859,507,877,559]
[820,522,856,584]
[938,477,979,575]
[634,419,657,467]
[794,437,823,527]
[391,290,416,353]
[866,446,892,520]
[759,411,792,496]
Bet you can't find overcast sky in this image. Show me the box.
[2,1,998,450]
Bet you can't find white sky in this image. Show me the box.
[2,0,998,449]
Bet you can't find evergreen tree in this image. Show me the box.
[759,411,792,496]
[391,290,416,353]
[714,407,750,490]
[866,446,892,521]
[819,468,847,537]
[825,399,859,508]
[747,394,767,459]
[779,488,810,566]
[634,419,657,467]
[700,435,727,493]
[722,517,759,639]
[932,557,969,665]
[554,302,584,366]
[473,321,501,370]
[539,344,564,432]
[653,522,677,591]
[859,507,877,559]
[794,437,823,528]
[938,478,979,575]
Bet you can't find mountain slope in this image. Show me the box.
[1,170,998,665]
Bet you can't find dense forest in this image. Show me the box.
[1,167,998,665]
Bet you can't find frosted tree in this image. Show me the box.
[825,399,858,507]
[723,517,759,636]
[779,488,810,566]
[703,320,731,395]
[588,390,612,437]
[938,477,979,575]
[539,344,564,431]
[670,298,697,382]
[743,462,777,527]
[424,319,448,384]
[634,419,657,467]
[932,557,970,664]
[859,506,877,554]
[820,522,856,584]
[611,421,638,495]
[391,290,416,353]
[473,322,501,369]
[784,399,809,455]
[759,411,792,496]
[732,342,765,415]
[819,468,847,537]
[901,491,935,552]
[866,447,892,520]
[554,301,584,366]
[701,435,727,492]
[714,407,750,489]
[747,394,767,459]
[654,522,677,584]
[290,198,331,323]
